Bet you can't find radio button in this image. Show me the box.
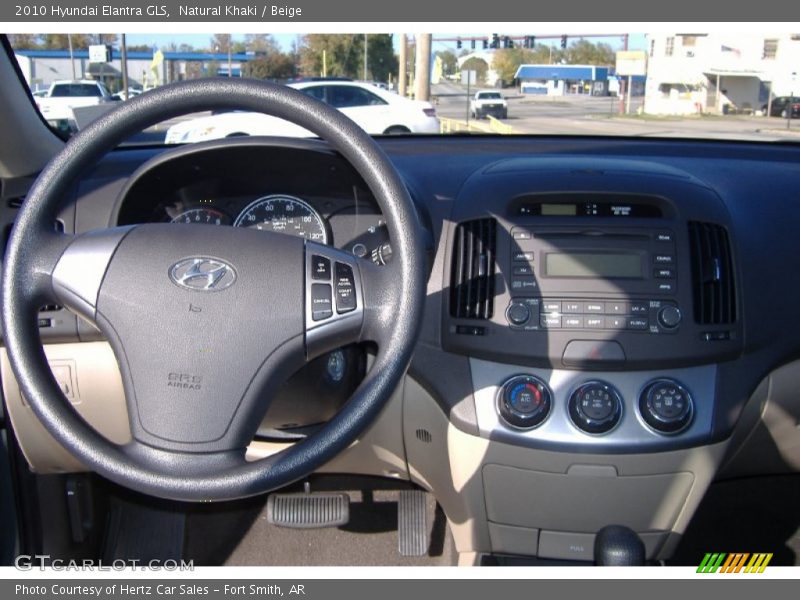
[605,316,627,330]
[654,254,675,264]
[511,277,538,292]
[585,302,605,313]
[563,316,584,328]
[655,232,675,243]
[656,282,675,293]
[562,301,583,313]
[542,300,561,313]
[629,302,649,315]
[627,317,650,330]
[585,317,605,329]
[654,268,675,279]
[541,315,562,328]
[512,251,535,262]
[513,265,535,276]
[606,301,627,315]
[512,230,532,240]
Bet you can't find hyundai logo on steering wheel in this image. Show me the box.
[169,257,237,292]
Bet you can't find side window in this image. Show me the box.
[328,86,388,108]
[301,86,327,103]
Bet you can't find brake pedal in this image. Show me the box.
[266,488,349,529]
[398,490,429,556]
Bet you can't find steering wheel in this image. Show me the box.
[1,79,425,501]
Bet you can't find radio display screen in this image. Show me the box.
[545,252,643,279]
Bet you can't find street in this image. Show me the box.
[432,81,800,141]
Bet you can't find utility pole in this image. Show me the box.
[120,33,129,97]
[398,34,408,97]
[414,33,432,102]
[228,36,232,78]
[363,33,368,81]
[67,34,76,80]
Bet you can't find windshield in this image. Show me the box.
[8,32,800,143]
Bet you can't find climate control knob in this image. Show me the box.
[568,381,623,434]
[639,379,694,434]
[498,375,552,429]
[657,305,682,329]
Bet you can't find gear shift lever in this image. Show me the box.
[594,525,646,565]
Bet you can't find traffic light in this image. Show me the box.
[483,39,488,49]
[471,39,476,50]
[524,36,535,49]
[503,36,510,49]
[561,35,568,49]
[491,33,499,49]
[457,38,462,49]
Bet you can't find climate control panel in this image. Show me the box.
[476,360,710,452]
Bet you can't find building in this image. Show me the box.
[15,49,254,92]
[514,64,611,96]
[644,33,800,115]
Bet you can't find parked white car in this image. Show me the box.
[165,81,439,143]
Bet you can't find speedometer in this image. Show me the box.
[233,194,328,244]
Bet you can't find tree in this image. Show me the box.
[245,34,280,55]
[243,53,296,80]
[42,34,90,50]
[565,40,614,66]
[435,50,458,76]
[7,34,41,49]
[298,34,396,80]
[210,33,232,54]
[492,48,536,85]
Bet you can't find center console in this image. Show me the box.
[441,157,743,452]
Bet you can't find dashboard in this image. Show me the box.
[5,133,800,563]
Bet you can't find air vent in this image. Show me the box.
[688,221,736,324]
[450,218,496,319]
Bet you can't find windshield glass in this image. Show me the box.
[8,31,800,143]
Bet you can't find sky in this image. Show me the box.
[124,32,647,54]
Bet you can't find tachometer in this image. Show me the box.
[170,208,230,226]
[233,194,328,244]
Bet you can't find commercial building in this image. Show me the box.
[644,33,800,115]
[514,64,612,96]
[15,49,253,92]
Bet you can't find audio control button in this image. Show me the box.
[506,302,531,326]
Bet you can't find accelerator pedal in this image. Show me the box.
[266,483,349,529]
[398,489,429,556]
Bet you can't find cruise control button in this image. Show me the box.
[311,284,333,321]
[311,255,331,280]
[334,262,357,313]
